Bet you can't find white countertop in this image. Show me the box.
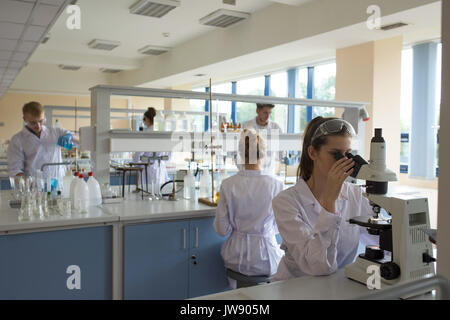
[101,192,216,223]
[194,268,436,300]
[0,190,119,233]
[0,189,216,233]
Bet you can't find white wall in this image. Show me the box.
[9,63,112,96]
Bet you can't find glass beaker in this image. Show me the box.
[19,193,31,221]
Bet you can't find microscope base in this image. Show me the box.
[345,256,397,290]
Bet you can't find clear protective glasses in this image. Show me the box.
[25,118,46,127]
[310,119,356,144]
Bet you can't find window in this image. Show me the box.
[270,71,288,133]
[236,76,265,124]
[211,82,232,123]
[294,68,308,133]
[312,62,336,118]
[400,43,441,177]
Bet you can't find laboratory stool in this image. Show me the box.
[226,269,271,289]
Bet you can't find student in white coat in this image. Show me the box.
[272,117,378,281]
[214,129,284,289]
[242,103,283,175]
[132,107,169,191]
[7,101,78,183]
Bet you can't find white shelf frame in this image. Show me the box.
[89,85,368,185]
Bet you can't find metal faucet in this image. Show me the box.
[41,161,72,171]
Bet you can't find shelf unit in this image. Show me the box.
[89,85,368,185]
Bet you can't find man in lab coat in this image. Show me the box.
[242,103,283,175]
[7,101,79,185]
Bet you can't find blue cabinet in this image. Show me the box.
[189,218,230,298]
[0,226,112,300]
[124,217,229,299]
[124,220,190,299]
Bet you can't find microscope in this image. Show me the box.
[343,129,435,289]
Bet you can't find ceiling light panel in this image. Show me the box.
[58,64,81,71]
[129,0,180,18]
[88,39,121,51]
[138,45,170,55]
[199,9,250,28]
[100,68,122,73]
[380,22,408,31]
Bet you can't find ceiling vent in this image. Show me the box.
[88,39,121,51]
[58,65,81,71]
[100,68,122,74]
[138,45,170,55]
[380,22,408,31]
[129,0,180,18]
[223,0,236,5]
[199,9,250,28]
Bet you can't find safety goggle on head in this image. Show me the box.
[310,119,356,144]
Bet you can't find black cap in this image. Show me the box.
[371,128,385,143]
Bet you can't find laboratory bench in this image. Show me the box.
[0,190,229,300]
[193,268,436,300]
[0,183,438,300]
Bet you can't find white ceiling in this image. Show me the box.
[139,1,442,88]
[0,0,70,97]
[29,0,298,68]
[1,0,441,95]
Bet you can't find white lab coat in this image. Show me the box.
[7,126,69,182]
[271,178,378,281]
[132,126,170,188]
[213,170,284,280]
[242,117,283,175]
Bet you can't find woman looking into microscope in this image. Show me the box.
[271,116,378,281]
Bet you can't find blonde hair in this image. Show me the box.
[22,101,43,117]
[237,128,266,165]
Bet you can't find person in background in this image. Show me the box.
[132,107,170,192]
[7,101,78,184]
[271,117,378,281]
[242,103,283,175]
[214,129,284,289]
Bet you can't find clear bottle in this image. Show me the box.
[47,191,53,214]
[164,111,174,131]
[154,111,164,132]
[183,170,195,200]
[56,190,63,216]
[70,172,79,209]
[87,172,102,206]
[199,169,211,198]
[55,119,60,128]
[74,174,89,213]
[178,112,187,132]
[62,169,73,199]
[172,112,180,131]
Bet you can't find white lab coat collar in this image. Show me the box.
[294,178,349,207]
[237,169,267,177]
[252,117,272,129]
[22,125,49,140]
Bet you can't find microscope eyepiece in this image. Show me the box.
[333,152,368,178]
